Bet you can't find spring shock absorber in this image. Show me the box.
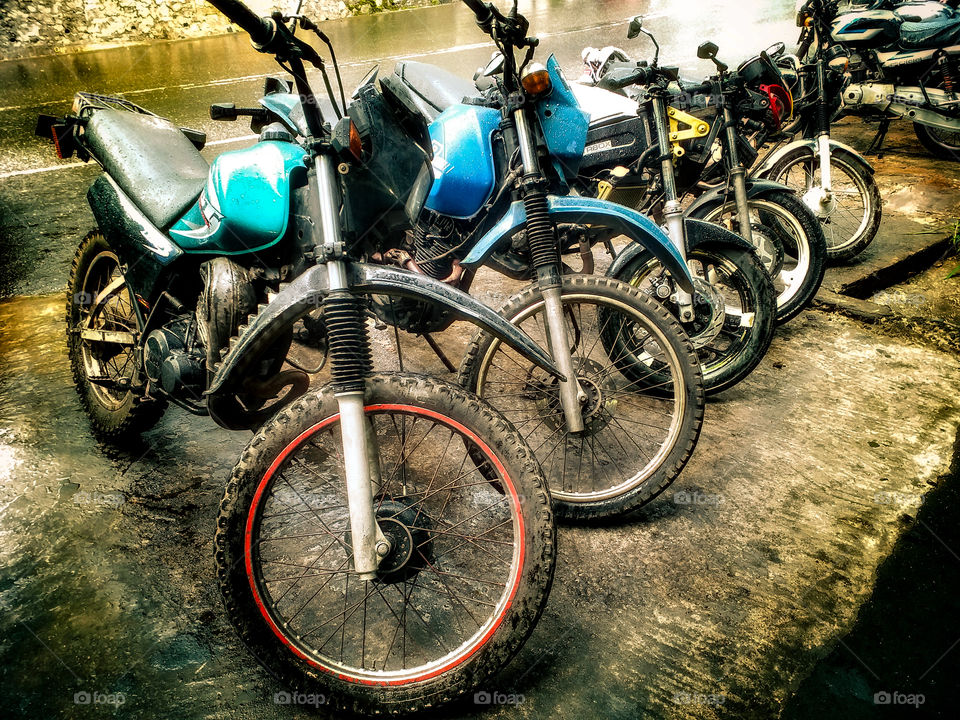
[938,53,957,94]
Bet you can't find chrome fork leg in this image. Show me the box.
[541,286,585,434]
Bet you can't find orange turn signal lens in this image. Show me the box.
[349,120,363,160]
[804,17,813,27]
[521,64,552,97]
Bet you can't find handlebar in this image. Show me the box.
[206,0,275,47]
[462,0,494,26]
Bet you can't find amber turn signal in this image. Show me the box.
[349,120,363,160]
[521,64,552,97]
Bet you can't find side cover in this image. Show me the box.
[169,140,308,254]
[424,103,501,219]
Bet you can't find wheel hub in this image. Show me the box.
[345,499,433,583]
[533,358,615,434]
[750,222,786,278]
[802,185,836,219]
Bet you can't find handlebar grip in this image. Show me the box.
[686,80,714,95]
[462,0,493,24]
[206,0,274,46]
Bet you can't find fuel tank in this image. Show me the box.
[169,140,308,254]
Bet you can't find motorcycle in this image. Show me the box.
[41,0,567,712]
[580,29,828,324]
[797,0,960,159]
[754,39,883,261]
[571,17,778,395]
[252,1,708,521]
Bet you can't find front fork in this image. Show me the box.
[316,154,389,581]
[650,93,694,321]
[514,108,585,434]
[814,60,833,208]
[723,104,757,252]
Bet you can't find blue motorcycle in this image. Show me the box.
[40,0,566,712]
[240,0,706,522]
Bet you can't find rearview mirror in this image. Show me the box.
[766,41,786,58]
[627,16,643,39]
[697,42,719,60]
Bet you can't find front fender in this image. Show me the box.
[207,262,563,395]
[607,218,754,278]
[756,137,875,176]
[686,178,793,219]
[462,195,694,292]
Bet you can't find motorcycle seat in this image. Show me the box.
[84,110,209,230]
[899,16,960,48]
[393,61,479,121]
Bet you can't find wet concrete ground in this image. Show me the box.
[2,1,960,719]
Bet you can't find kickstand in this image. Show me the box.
[865,119,890,157]
[421,333,457,373]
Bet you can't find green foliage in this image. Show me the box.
[949,221,960,279]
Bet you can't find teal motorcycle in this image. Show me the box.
[39,0,568,713]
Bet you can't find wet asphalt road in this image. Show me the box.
[3,2,960,720]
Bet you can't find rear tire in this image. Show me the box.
[66,231,165,439]
[913,121,960,162]
[215,373,555,716]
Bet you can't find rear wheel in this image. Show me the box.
[913,122,960,162]
[216,373,555,716]
[610,246,777,394]
[767,146,882,262]
[459,275,704,521]
[696,191,827,324]
[66,231,165,438]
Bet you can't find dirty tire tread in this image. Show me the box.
[66,230,166,439]
[767,146,882,262]
[214,372,556,716]
[458,274,705,521]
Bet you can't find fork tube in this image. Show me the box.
[723,103,755,247]
[316,153,386,580]
[816,60,833,198]
[513,108,584,433]
[650,93,694,321]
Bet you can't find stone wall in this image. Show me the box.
[0,0,438,59]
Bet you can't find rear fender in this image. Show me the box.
[207,262,563,395]
[462,195,694,292]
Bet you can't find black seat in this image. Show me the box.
[393,61,479,121]
[899,17,960,49]
[84,110,209,230]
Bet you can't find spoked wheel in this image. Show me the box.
[914,122,960,162]
[216,373,555,716]
[459,275,704,521]
[610,246,777,395]
[66,230,165,438]
[767,146,882,261]
[697,191,827,324]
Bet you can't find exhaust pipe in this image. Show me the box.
[843,83,960,132]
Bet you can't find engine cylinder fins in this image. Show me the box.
[412,222,455,280]
[323,291,372,395]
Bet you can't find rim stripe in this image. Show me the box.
[244,403,525,686]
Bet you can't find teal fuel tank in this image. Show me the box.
[169,140,307,254]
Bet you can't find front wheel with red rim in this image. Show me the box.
[215,373,556,716]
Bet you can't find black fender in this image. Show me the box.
[685,178,794,219]
[607,218,754,278]
[207,262,563,396]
